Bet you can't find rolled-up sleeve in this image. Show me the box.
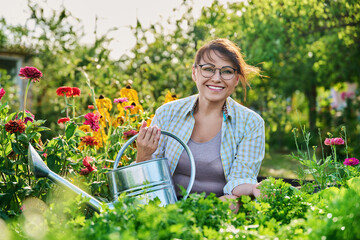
[223,117,265,195]
[150,110,166,159]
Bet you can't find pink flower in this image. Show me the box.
[324,138,345,146]
[123,129,138,139]
[80,156,97,175]
[124,105,134,110]
[0,88,5,101]
[15,110,35,124]
[18,66,43,82]
[114,98,128,103]
[343,158,359,166]
[83,112,100,132]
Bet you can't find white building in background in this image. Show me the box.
[0,49,33,109]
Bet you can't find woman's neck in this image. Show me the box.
[195,97,225,117]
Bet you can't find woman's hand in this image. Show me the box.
[252,182,262,198]
[135,121,161,163]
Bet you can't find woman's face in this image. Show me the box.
[192,50,239,105]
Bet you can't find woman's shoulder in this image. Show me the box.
[155,95,197,116]
[227,97,264,124]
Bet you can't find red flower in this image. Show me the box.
[83,112,100,132]
[71,87,81,97]
[88,105,94,110]
[5,120,26,134]
[18,66,43,82]
[0,88,5,101]
[56,86,73,97]
[57,117,70,124]
[343,158,359,166]
[80,136,98,146]
[123,129,138,139]
[80,156,97,175]
[324,138,345,146]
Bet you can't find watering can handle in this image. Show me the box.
[113,130,195,200]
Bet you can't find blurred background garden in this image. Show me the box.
[1,0,359,184]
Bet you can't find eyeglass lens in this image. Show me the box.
[199,64,235,80]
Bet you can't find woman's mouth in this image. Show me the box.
[207,85,224,91]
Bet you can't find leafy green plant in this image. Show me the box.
[292,126,359,192]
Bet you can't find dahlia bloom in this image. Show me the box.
[56,86,73,97]
[5,120,26,134]
[18,66,43,82]
[57,117,70,124]
[80,135,98,146]
[71,87,81,97]
[324,138,345,146]
[114,97,128,104]
[343,158,359,166]
[80,156,97,175]
[0,88,5,101]
[83,112,100,132]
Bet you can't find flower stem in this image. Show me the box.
[64,95,69,118]
[22,80,31,119]
[72,97,76,119]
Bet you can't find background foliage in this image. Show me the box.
[1,0,359,156]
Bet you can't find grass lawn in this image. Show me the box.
[259,149,305,179]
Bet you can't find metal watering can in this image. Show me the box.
[28,131,195,213]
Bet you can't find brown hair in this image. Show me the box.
[194,38,260,100]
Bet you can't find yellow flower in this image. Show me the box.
[79,125,91,133]
[164,91,178,104]
[126,101,143,122]
[93,129,107,149]
[146,114,155,127]
[120,85,139,104]
[96,95,113,111]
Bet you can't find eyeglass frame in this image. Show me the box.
[194,63,238,80]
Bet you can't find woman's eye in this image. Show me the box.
[203,67,215,72]
[221,69,234,74]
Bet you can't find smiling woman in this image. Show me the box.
[133,38,264,211]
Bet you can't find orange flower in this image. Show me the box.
[80,136,98,146]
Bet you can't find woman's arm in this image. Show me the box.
[219,183,261,213]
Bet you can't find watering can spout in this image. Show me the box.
[28,144,112,213]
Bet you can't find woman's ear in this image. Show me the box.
[192,65,197,82]
[235,75,240,86]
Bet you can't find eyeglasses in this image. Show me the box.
[195,63,237,80]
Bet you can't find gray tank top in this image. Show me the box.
[172,130,226,197]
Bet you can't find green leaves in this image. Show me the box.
[65,122,77,140]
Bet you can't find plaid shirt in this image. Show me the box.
[151,95,265,195]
